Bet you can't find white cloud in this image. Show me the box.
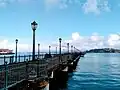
[103,0,111,12]
[17,0,29,3]
[0,0,7,7]
[44,0,111,14]
[0,40,8,48]
[107,34,120,47]
[0,38,51,53]
[108,34,120,41]
[45,0,60,5]
[0,39,31,52]
[82,0,100,14]
[0,0,111,14]
[56,32,120,51]
[72,32,81,40]
[1,33,120,53]
[82,0,111,15]
[44,0,74,10]
[45,0,60,9]
[0,0,31,7]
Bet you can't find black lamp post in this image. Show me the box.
[59,38,62,62]
[74,47,75,53]
[38,43,40,59]
[71,45,73,53]
[49,46,51,54]
[56,47,57,54]
[15,39,18,62]
[67,43,69,54]
[31,21,38,60]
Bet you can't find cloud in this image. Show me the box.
[1,33,120,53]
[45,0,60,5]
[45,0,60,9]
[56,32,120,51]
[82,0,111,15]
[0,38,51,53]
[103,0,111,12]
[0,0,7,7]
[44,0,111,14]
[107,34,120,47]
[72,32,81,40]
[0,0,31,7]
[0,39,31,52]
[82,0,100,14]
[17,0,29,2]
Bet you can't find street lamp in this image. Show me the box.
[67,43,69,54]
[74,47,75,53]
[49,46,51,54]
[59,38,62,62]
[56,47,57,54]
[71,45,73,53]
[31,21,38,60]
[38,43,40,59]
[15,39,18,62]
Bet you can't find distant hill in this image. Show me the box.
[86,48,120,53]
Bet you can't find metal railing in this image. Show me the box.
[0,53,77,90]
[0,54,47,65]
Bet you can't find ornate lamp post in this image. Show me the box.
[56,47,57,54]
[59,38,62,62]
[38,43,40,59]
[49,46,51,54]
[31,21,38,60]
[15,39,18,62]
[71,45,73,53]
[67,43,69,54]
[74,47,75,53]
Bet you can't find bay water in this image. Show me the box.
[67,53,120,90]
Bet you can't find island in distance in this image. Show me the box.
[85,48,120,53]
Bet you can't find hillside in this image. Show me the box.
[86,48,120,53]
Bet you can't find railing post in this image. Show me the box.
[26,59,28,78]
[4,56,6,64]
[24,55,26,62]
[29,55,31,61]
[37,60,39,78]
[19,55,20,62]
[9,56,13,64]
[4,61,8,90]
[38,43,40,59]
[9,56,12,64]
[42,54,44,59]
[25,59,28,89]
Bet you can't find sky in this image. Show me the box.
[0,0,120,52]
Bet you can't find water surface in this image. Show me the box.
[67,53,120,90]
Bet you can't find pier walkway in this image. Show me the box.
[0,52,82,90]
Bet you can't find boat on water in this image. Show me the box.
[0,49,14,55]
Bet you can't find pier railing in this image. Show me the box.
[0,53,74,89]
